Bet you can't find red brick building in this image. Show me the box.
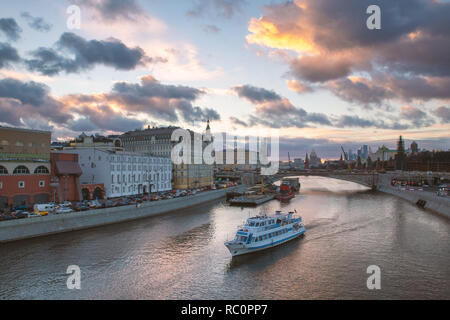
[50,152,83,203]
[0,127,52,210]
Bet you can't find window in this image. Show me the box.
[0,166,8,174]
[34,166,49,174]
[16,141,24,147]
[0,181,2,189]
[18,181,25,188]
[13,166,30,174]
[39,180,45,187]
[1,140,8,146]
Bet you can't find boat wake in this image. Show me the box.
[303,216,387,243]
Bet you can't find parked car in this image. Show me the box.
[13,205,27,211]
[34,211,49,216]
[11,211,29,219]
[73,202,89,211]
[57,207,73,214]
[34,203,55,213]
[89,200,102,209]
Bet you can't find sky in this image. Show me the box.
[0,0,449,159]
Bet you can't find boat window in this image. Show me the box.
[259,236,262,241]
[240,236,247,242]
[255,223,259,227]
[268,234,272,238]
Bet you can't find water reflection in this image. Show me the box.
[0,176,449,299]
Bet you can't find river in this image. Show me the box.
[0,176,449,299]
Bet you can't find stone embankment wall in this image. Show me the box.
[0,186,244,243]
[377,174,449,218]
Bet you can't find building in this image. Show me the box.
[172,122,214,189]
[309,149,322,167]
[50,152,82,203]
[0,126,52,209]
[68,133,123,151]
[370,145,397,162]
[120,122,214,190]
[120,126,178,157]
[58,148,171,198]
[214,148,260,172]
[410,141,419,154]
[293,158,305,170]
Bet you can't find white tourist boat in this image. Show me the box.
[224,210,306,257]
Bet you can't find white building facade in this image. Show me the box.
[60,148,172,198]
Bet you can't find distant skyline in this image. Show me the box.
[0,0,449,159]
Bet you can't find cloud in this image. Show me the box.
[399,105,435,127]
[24,32,150,75]
[286,80,312,94]
[64,75,215,125]
[0,78,72,125]
[229,116,248,127]
[187,0,247,19]
[432,106,450,124]
[20,12,52,32]
[0,42,20,68]
[246,0,450,105]
[233,85,282,104]
[334,115,410,130]
[0,18,22,41]
[289,54,357,83]
[233,84,331,128]
[176,101,221,124]
[203,25,221,34]
[0,75,217,134]
[69,104,146,132]
[326,76,395,106]
[74,0,147,21]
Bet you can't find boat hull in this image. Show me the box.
[225,227,305,257]
[275,193,295,201]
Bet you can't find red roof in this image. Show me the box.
[55,161,82,176]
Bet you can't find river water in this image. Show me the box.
[0,176,449,299]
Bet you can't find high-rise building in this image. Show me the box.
[411,141,418,154]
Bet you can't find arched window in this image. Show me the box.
[34,166,49,174]
[0,166,8,174]
[13,165,30,174]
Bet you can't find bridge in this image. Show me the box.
[217,169,449,190]
[216,170,380,189]
[273,170,379,189]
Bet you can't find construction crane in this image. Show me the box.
[341,146,352,172]
[288,152,292,170]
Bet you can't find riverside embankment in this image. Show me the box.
[0,186,244,243]
[377,173,450,218]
